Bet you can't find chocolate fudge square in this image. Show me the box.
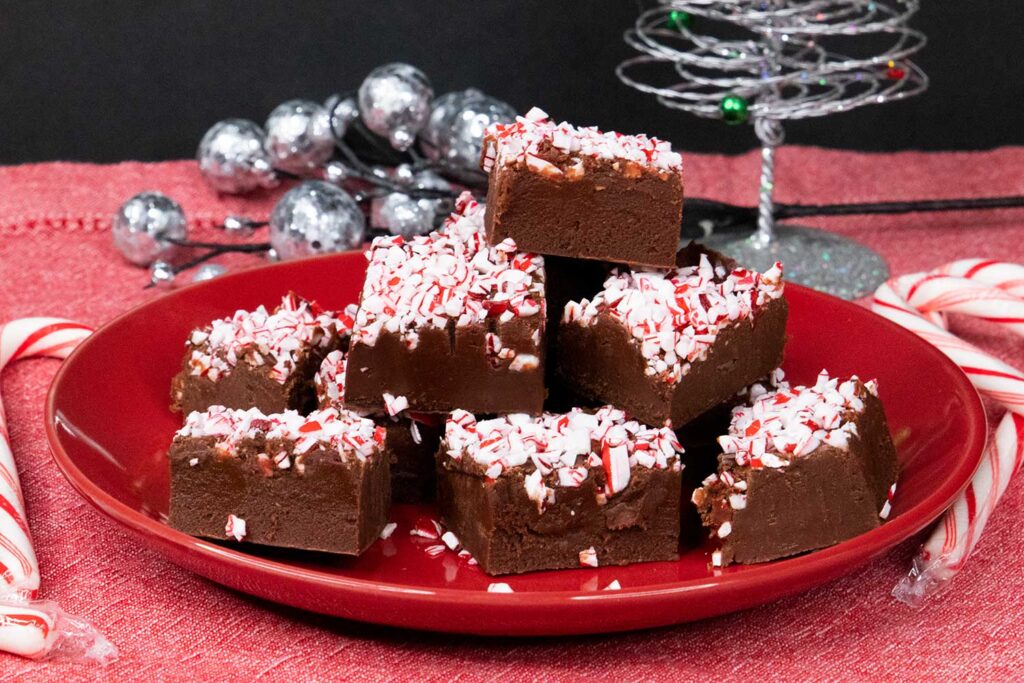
[692,371,899,566]
[315,349,442,503]
[438,407,683,575]
[345,192,546,415]
[557,243,787,428]
[168,405,390,555]
[170,292,351,416]
[481,107,683,267]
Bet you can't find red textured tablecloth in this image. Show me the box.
[1,148,1022,681]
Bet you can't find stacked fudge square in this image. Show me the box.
[167,107,898,573]
[167,293,443,555]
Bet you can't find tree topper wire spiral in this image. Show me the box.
[617,1,929,299]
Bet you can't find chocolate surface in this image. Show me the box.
[484,157,682,267]
[345,319,546,415]
[168,435,390,555]
[438,462,681,576]
[385,417,442,504]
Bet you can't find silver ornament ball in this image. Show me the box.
[269,181,366,260]
[324,94,359,143]
[421,89,516,169]
[112,192,188,266]
[264,100,335,175]
[376,192,437,239]
[391,163,416,185]
[358,63,433,151]
[150,260,176,288]
[323,160,353,185]
[192,263,227,282]
[197,119,278,194]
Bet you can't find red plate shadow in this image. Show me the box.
[45,251,986,636]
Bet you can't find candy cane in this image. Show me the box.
[0,318,115,662]
[872,261,1024,606]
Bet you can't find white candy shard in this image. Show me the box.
[225,514,246,541]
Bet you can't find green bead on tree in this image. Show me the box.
[720,94,749,125]
[668,10,693,30]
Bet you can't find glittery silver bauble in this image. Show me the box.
[264,100,335,175]
[269,181,366,260]
[112,192,188,266]
[197,119,278,194]
[322,160,353,185]
[150,260,176,288]
[370,167,451,238]
[375,193,436,239]
[358,63,433,151]
[192,263,227,282]
[413,168,451,193]
[324,94,359,144]
[420,89,516,169]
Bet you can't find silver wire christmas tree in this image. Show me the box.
[618,0,927,298]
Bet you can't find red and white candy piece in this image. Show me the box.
[0,318,115,662]
[873,261,1024,605]
[0,319,91,597]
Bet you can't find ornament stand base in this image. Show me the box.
[700,224,889,300]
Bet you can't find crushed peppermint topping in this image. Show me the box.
[563,255,783,385]
[444,406,682,509]
[604,580,622,591]
[379,522,397,540]
[579,546,599,567]
[225,514,246,541]
[177,405,385,463]
[314,349,347,407]
[186,293,350,383]
[482,106,683,175]
[352,193,545,359]
[718,369,876,470]
[487,583,514,593]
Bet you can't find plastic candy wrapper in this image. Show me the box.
[0,318,117,663]
[0,597,116,662]
[872,260,1024,606]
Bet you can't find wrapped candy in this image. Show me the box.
[872,260,1024,606]
[0,318,116,663]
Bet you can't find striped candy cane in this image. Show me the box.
[0,318,115,662]
[872,260,1024,606]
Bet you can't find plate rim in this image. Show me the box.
[43,252,989,623]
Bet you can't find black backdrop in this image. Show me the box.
[2,1,1021,163]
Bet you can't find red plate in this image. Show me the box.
[45,252,986,636]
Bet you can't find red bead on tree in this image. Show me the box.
[886,64,906,80]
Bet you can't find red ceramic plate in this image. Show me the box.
[45,252,986,636]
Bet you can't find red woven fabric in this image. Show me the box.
[0,149,1022,681]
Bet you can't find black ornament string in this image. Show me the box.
[681,195,1024,238]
